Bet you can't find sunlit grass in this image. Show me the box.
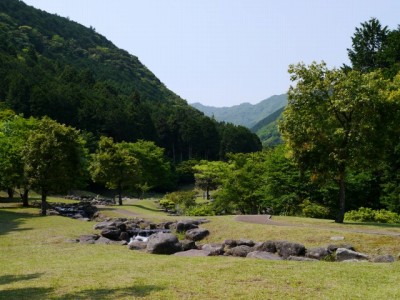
[1,196,400,299]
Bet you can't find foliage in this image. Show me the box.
[280,62,393,223]
[344,207,400,224]
[89,136,139,205]
[185,203,216,216]
[23,117,87,215]
[159,191,196,214]
[300,199,330,219]
[193,160,228,200]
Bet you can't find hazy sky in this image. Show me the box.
[23,0,400,107]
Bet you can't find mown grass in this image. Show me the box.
[1,197,400,299]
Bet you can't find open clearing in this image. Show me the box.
[1,198,400,299]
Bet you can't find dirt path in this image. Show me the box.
[235,215,400,237]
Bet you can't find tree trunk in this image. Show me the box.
[41,190,48,216]
[7,188,14,199]
[118,185,123,206]
[21,189,29,207]
[335,170,346,223]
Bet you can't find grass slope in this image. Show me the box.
[1,198,400,299]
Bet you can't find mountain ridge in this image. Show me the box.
[191,94,287,128]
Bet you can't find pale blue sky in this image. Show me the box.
[23,0,400,107]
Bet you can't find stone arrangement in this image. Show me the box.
[73,216,395,263]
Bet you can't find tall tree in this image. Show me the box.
[89,136,140,205]
[347,18,389,72]
[280,62,391,223]
[23,117,87,215]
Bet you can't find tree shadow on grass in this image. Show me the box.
[0,273,44,285]
[129,204,162,213]
[341,222,400,229]
[0,287,54,300]
[0,209,37,236]
[58,285,164,299]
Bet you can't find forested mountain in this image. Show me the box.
[191,94,287,128]
[0,0,261,161]
[250,107,284,147]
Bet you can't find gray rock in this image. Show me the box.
[254,241,276,253]
[100,229,121,241]
[174,249,211,257]
[94,221,116,230]
[185,228,210,241]
[225,245,253,257]
[202,243,225,256]
[119,231,130,242]
[181,239,197,251]
[237,239,255,247]
[146,233,182,255]
[246,251,282,260]
[128,240,147,250]
[287,256,319,262]
[176,220,199,232]
[224,239,237,249]
[275,241,306,259]
[306,247,330,260]
[373,255,395,263]
[328,244,355,252]
[330,236,345,241]
[78,234,99,244]
[336,248,369,262]
[95,236,113,245]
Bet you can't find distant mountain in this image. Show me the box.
[191,94,287,128]
[250,107,284,147]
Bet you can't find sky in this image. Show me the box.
[23,0,400,107]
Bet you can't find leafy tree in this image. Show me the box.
[0,115,38,206]
[125,140,174,195]
[89,136,140,205]
[280,62,392,223]
[193,160,227,200]
[23,117,87,215]
[347,18,389,72]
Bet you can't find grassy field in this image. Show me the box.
[1,197,400,299]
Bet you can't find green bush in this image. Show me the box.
[300,199,330,219]
[185,203,216,216]
[159,191,196,214]
[344,207,400,223]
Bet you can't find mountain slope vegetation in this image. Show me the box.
[191,94,287,128]
[0,0,261,162]
[250,107,284,147]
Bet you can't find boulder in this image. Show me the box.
[275,241,306,259]
[254,241,276,253]
[287,256,319,262]
[101,229,121,241]
[119,232,130,242]
[185,228,210,241]
[202,243,225,256]
[237,239,255,247]
[225,245,253,257]
[128,240,148,250]
[306,247,331,260]
[176,220,199,232]
[94,221,116,230]
[246,251,282,260]
[181,239,197,251]
[336,248,369,262]
[146,233,182,255]
[327,244,355,253]
[174,249,211,257]
[78,234,99,244]
[372,255,395,263]
[224,239,238,249]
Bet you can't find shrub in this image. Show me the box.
[159,191,196,214]
[185,203,216,216]
[344,207,400,223]
[300,199,330,219]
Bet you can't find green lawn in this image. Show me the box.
[1,197,400,299]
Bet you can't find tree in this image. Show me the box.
[89,136,139,205]
[23,117,87,215]
[280,62,391,223]
[126,140,174,195]
[0,115,38,206]
[347,18,389,72]
[193,160,227,200]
